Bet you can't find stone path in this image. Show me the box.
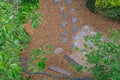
[23,0,120,80]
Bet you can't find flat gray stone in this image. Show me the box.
[61,31,68,36]
[83,25,89,30]
[54,0,60,3]
[72,26,78,32]
[61,21,67,27]
[81,31,87,37]
[86,41,94,47]
[59,5,65,10]
[70,8,75,14]
[49,65,71,76]
[64,55,79,68]
[62,38,68,43]
[54,48,63,54]
[72,17,77,23]
[66,0,72,4]
[61,13,68,18]
[72,35,80,40]
[72,42,79,47]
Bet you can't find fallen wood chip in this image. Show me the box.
[64,55,79,67]
[48,65,71,76]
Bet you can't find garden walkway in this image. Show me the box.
[22,0,120,80]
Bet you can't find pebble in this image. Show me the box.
[54,0,60,3]
[79,48,84,52]
[61,31,68,36]
[72,42,79,47]
[72,17,77,23]
[86,41,94,47]
[59,5,65,10]
[72,35,80,40]
[61,13,68,18]
[82,52,88,55]
[83,25,89,30]
[62,38,68,43]
[72,25,78,32]
[70,8,75,14]
[54,48,63,54]
[81,31,87,37]
[61,21,67,27]
[66,0,72,4]
[90,31,97,36]
[100,38,105,42]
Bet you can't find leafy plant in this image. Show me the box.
[71,64,83,72]
[0,0,40,80]
[28,44,54,72]
[38,58,48,71]
[86,0,120,19]
[86,0,99,12]
[45,43,54,54]
[83,29,120,80]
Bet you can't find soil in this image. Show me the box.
[21,0,120,80]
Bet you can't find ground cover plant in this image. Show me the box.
[27,44,54,72]
[82,29,120,80]
[0,0,40,80]
[86,0,120,19]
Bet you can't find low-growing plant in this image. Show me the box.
[28,44,54,72]
[83,29,120,80]
[0,0,41,79]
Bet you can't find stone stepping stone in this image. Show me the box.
[72,42,79,47]
[62,38,68,43]
[61,21,67,27]
[48,65,71,76]
[86,41,94,47]
[83,25,89,30]
[81,31,87,37]
[61,31,68,36]
[72,35,80,40]
[64,55,79,67]
[66,0,72,4]
[54,48,64,54]
[61,13,68,19]
[72,25,78,32]
[59,5,65,10]
[72,17,77,23]
[54,0,60,3]
[70,8,75,14]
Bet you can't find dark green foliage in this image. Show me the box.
[0,0,40,80]
[102,7,120,19]
[86,0,120,19]
[86,0,98,12]
[22,0,40,3]
[38,58,48,71]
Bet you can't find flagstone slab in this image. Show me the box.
[64,55,79,67]
[48,65,71,76]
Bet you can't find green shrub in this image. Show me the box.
[102,7,120,19]
[83,29,120,80]
[95,0,120,9]
[86,0,120,19]
[86,0,98,12]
